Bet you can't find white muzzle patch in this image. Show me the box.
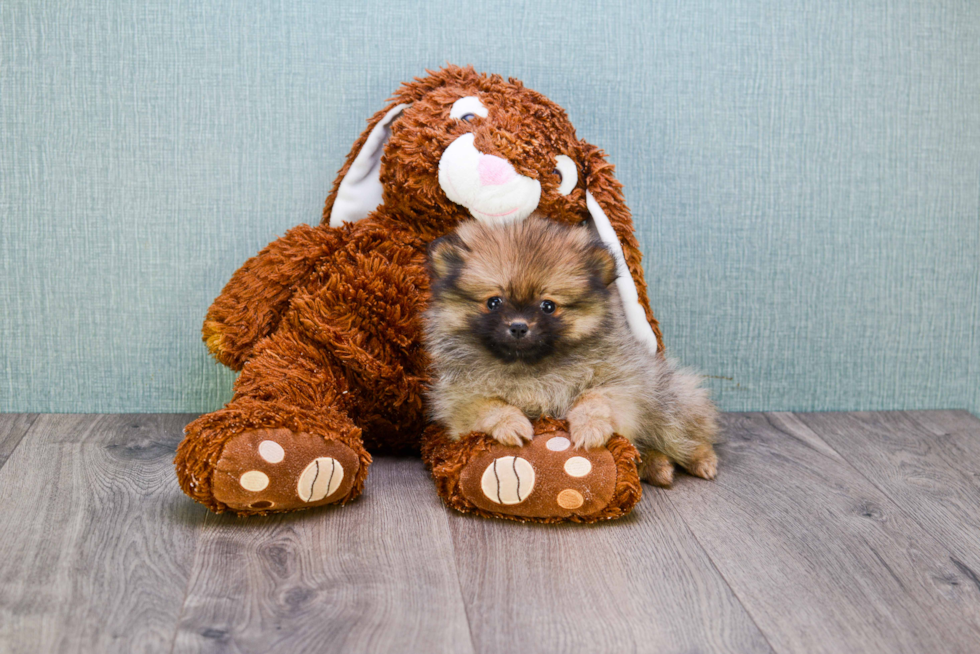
[438,133,541,225]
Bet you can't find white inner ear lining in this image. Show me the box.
[329,103,411,227]
[585,191,660,355]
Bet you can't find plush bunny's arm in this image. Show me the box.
[203,223,342,370]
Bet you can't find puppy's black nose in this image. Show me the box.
[508,322,529,339]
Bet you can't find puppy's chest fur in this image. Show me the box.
[477,356,607,419]
[440,328,640,420]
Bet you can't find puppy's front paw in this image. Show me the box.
[567,398,614,450]
[488,407,534,447]
[569,417,614,450]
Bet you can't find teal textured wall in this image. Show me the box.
[2,1,978,414]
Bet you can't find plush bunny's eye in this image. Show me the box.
[450,96,489,121]
[554,155,578,196]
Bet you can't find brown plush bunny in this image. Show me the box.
[175,65,666,522]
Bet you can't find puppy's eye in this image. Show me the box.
[487,297,503,310]
[540,300,556,314]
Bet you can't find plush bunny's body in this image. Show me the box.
[176,66,682,521]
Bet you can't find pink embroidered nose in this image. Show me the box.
[477,155,515,186]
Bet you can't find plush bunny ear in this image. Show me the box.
[581,144,665,354]
[323,103,410,227]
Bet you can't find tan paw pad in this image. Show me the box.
[258,440,285,463]
[297,457,345,503]
[481,456,535,505]
[239,470,270,491]
[557,488,584,509]
[546,436,571,452]
[563,456,592,477]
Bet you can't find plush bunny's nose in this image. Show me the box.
[438,132,541,224]
[476,155,515,186]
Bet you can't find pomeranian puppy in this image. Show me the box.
[424,215,719,486]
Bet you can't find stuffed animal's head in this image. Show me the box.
[321,65,664,354]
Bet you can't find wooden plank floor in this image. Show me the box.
[0,411,978,654]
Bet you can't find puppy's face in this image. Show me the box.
[427,216,617,364]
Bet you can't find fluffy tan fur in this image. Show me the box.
[425,216,719,485]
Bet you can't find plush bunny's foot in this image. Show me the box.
[211,428,362,515]
[422,417,642,524]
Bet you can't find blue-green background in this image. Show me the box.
[2,1,978,414]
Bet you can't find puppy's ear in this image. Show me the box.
[579,141,664,354]
[587,242,618,288]
[427,232,468,280]
[322,102,410,227]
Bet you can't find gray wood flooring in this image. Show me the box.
[0,411,978,654]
